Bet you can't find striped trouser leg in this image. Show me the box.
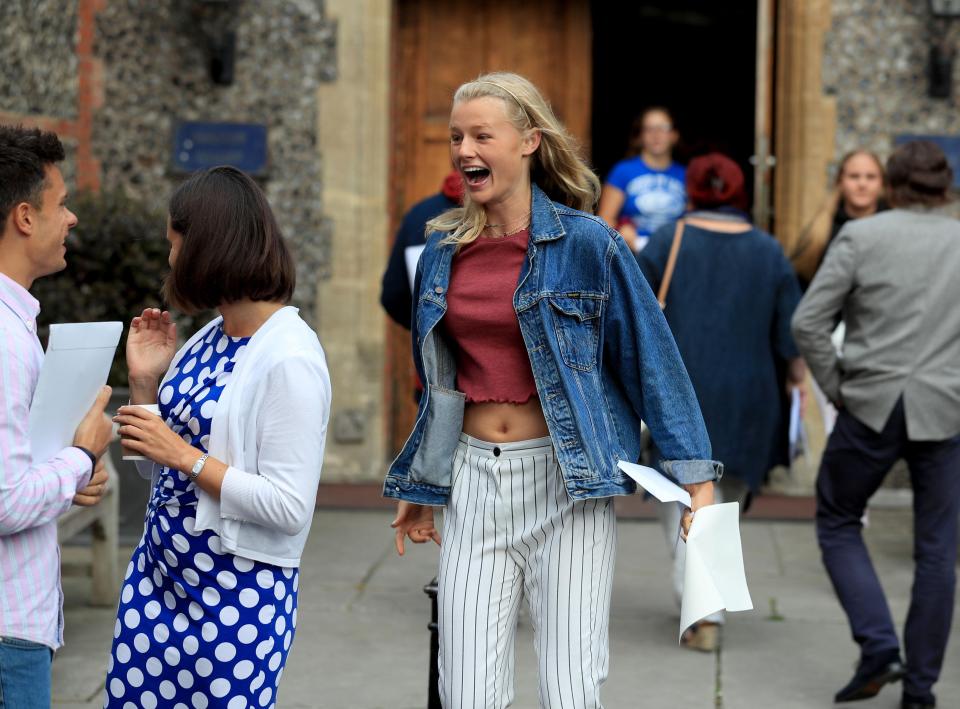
[519,450,616,709]
[437,435,616,709]
[438,438,525,708]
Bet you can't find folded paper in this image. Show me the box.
[29,322,122,464]
[678,502,753,641]
[617,460,753,642]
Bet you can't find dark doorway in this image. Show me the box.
[591,1,758,202]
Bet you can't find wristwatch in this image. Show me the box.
[189,453,209,480]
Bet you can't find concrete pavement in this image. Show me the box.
[55,505,959,708]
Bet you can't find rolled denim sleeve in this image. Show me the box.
[603,234,722,484]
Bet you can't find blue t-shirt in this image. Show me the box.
[606,157,686,245]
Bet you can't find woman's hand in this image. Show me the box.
[786,356,808,417]
[114,405,196,472]
[680,480,715,541]
[127,308,177,402]
[391,501,441,555]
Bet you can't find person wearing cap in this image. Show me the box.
[637,152,806,652]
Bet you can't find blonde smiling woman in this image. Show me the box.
[385,73,721,709]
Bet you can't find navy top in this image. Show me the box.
[380,191,459,329]
[637,220,802,490]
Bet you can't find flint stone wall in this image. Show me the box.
[1,0,337,317]
[825,0,960,206]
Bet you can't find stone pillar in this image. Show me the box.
[315,0,390,482]
[774,0,836,256]
[766,0,836,494]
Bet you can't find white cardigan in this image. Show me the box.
[138,306,331,567]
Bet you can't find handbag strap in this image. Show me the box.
[656,219,685,309]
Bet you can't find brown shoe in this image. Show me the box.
[681,622,720,652]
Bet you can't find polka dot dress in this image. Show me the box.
[105,325,299,709]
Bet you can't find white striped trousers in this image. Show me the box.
[437,434,617,709]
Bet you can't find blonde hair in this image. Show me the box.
[835,149,885,187]
[430,72,601,248]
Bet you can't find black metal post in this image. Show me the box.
[424,576,441,709]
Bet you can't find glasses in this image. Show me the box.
[642,124,673,134]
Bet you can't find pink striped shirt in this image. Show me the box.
[0,271,92,650]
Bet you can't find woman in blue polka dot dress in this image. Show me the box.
[106,167,331,709]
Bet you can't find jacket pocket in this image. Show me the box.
[409,386,465,486]
[548,296,602,371]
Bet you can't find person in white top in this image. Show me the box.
[105,166,331,708]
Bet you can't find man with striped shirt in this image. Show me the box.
[0,125,114,707]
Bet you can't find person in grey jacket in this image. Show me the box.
[791,140,960,709]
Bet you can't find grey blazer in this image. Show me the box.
[791,207,960,441]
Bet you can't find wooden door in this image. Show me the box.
[387,0,592,455]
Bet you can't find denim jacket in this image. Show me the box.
[383,184,721,506]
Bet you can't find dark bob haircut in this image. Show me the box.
[886,140,953,208]
[163,166,295,314]
[0,124,65,228]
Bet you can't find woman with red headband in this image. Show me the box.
[636,152,806,652]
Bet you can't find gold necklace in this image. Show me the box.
[483,212,531,238]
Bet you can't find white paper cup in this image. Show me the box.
[121,403,161,461]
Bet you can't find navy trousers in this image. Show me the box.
[816,398,960,701]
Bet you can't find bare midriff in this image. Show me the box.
[462,397,550,442]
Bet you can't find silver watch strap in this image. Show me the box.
[189,453,209,480]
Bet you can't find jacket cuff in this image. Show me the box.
[219,466,252,521]
[660,459,724,485]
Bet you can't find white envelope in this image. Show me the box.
[29,322,122,464]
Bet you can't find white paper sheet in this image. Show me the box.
[678,502,754,641]
[616,460,753,642]
[788,387,804,462]
[617,460,691,506]
[404,245,425,294]
[29,322,122,464]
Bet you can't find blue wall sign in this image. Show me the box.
[894,134,960,187]
[172,121,268,176]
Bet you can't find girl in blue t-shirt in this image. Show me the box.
[598,106,686,252]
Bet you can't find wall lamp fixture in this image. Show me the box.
[188,0,240,86]
[928,0,960,98]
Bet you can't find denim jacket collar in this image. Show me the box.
[423,184,564,306]
[529,184,566,243]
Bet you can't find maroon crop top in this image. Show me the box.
[441,229,538,404]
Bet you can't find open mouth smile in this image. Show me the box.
[461,165,490,188]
